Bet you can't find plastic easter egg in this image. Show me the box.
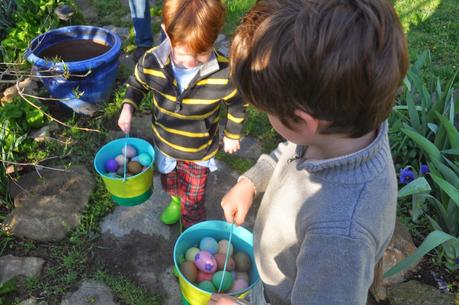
[234,251,251,272]
[197,271,214,283]
[106,172,119,178]
[180,261,198,283]
[105,159,119,172]
[198,280,216,293]
[185,247,200,262]
[116,166,124,176]
[235,272,249,282]
[138,153,152,167]
[200,237,218,254]
[142,166,148,172]
[217,239,234,256]
[131,156,139,162]
[177,254,185,265]
[115,154,127,166]
[127,161,142,175]
[211,271,233,293]
[194,251,217,273]
[214,253,235,271]
[122,144,137,158]
[230,279,249,293]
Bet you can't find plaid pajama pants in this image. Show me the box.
[160,160,210,228]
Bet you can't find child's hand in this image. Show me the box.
[118,103,134,134]
[223,137,240,154]
[208,294,239,305]
[221,177,255,226]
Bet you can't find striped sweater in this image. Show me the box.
[123,40,247,161]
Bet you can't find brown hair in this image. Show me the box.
[163,0,226,55]
[230,0,408,137]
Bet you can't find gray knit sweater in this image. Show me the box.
[243,122,397,305]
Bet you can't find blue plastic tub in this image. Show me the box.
[25,26,121,111]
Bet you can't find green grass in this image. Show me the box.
[395,0,459,83]
[95,271,161,305]
[223,0,256,35]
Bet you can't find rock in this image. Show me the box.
[103,25,130,41]
[1,84,18,103]
[96,159,255,305]
[0,255,45,284]
[29,125,50,142]
[235,136,263,160]
[387,280,455,305]
[119,52,136,75]
[18,297,47,305]
[107,113,153,143]
[153,32,163,46]
[370,218,418,301]
[60,280,119,305]
[18,78,40,96]
[2,165,95,241]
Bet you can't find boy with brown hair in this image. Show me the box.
[209,0,408,305]
[118,0,246,229]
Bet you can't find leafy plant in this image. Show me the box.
[0,0,16,41]
[385,53,459,276]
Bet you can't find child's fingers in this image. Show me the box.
[222,204,235,224]
[234,208,247,226]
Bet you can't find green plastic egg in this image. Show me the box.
[212,271,233,292]
[198,280,216,293]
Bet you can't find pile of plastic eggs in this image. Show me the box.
[104,144,152,178]
[178,236,252,293]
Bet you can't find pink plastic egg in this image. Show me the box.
[230,279,249,293]
[194,251,217,273]
[115,154,127,166]
[197,271,214,283]
[214,253,235,271]
[122,145,137,158]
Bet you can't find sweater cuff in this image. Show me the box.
[241,155,276,194]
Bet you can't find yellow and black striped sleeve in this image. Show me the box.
[122,54,151,110]
[224,90,247,140]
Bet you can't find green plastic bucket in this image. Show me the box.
[174,220,260,305]
[94,137,155,206]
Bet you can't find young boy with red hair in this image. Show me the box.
[118,0,246,229]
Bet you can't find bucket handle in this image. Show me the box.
[218,221,234,293]
[123,134,129,182]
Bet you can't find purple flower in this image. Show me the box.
[399,167,415,184]
[420,164,430,175]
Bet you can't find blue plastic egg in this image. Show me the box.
[200,237,218,254]
[138,153,152,167]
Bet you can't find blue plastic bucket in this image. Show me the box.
[25,26,121,111]
[174,221,260,305]
[94,137,155,206]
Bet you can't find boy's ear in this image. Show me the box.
[293,109,320,135]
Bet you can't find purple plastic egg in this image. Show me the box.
[105,159,119,172]
[122,145,137,158]
[194,251,217,273]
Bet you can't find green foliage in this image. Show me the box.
[95,271,161,305]
[387,52,459,274]
[244,106,281,153]
[91,0,130,27]
[0,0,16,42]
[223,0,256,35]
[0,279,16,305]
[1,0,71,62]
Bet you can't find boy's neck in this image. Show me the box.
[305,130,377,160]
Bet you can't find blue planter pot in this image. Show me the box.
[25,26,121,113]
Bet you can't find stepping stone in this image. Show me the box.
[97,157,257,305]
[2,165,95,241]
[0,255,45,285]
[60,280,119,305]
[387,280,455,305]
